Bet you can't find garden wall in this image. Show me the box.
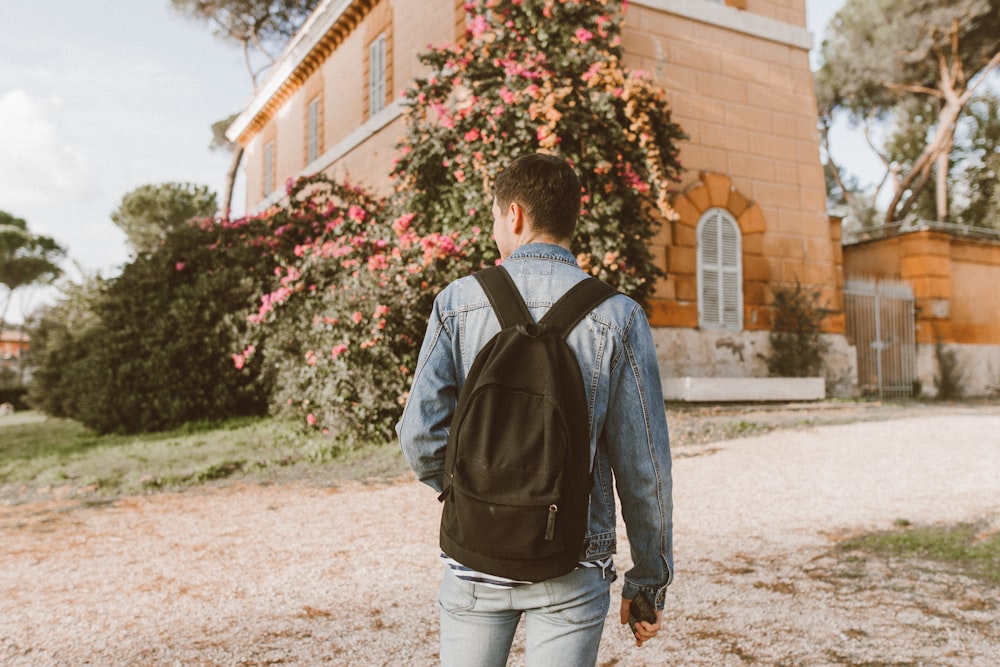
[843,229,1000,398]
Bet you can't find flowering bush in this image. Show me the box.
[238,176,486,443]
[240,0,686,442]
[393,0,685,302]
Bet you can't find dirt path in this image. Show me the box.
[2,404,999,666]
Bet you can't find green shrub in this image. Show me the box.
[0,386,28,409]
[766,280,831,377]
[934,342,963,399]
[26,214,299,433]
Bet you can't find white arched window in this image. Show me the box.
[697,208,743,330]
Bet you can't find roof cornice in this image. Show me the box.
[632,0,813,51]
[227,0,813,145]
[226,0,379,145]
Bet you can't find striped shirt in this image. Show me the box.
[442,553,616,589]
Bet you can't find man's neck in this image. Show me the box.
[512,235,570,252]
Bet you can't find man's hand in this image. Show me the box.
[620,597,663,647]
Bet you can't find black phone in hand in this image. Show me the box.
[627,591,657,637]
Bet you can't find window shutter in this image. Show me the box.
[369,35,386,117]
[699,211,721,326]
[697,208,743,330]
[263,142,274,197]
[307,98,319,164]
[721,219,741,328]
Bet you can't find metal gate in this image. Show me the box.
[844,278,916,398]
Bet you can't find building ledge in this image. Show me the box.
[663,376,825,402]
[633,0,813,50]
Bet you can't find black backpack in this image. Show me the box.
[437,265,618,581]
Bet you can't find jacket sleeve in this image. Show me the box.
[603,305,674,609]
[396,294,457,494]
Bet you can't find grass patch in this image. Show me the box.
[0,412,406,498]
[839,520,1000,586]
[720,419,774,440]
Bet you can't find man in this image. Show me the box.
[397,153,673,666]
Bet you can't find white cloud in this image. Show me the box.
[0,89,97,211]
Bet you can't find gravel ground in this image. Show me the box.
[2,401,999,666]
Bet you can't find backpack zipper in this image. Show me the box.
[545,504,558,541]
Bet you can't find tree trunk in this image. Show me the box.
[0,290,12,330]
[222,145,245,221]
[935,126,952,222]
[884,99,962,224]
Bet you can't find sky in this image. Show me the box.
[0,0,851,324]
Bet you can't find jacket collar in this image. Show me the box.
[506,243,578,267]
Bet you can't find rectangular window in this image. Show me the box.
[368,33,387,117]
[307,97,320,164]
[264,141,274,197]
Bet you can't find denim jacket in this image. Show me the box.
[397,243,673,607]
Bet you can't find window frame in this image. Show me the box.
[263,141,275,197]
[368,33,387,118]
[696,207,744,331]
[306,96,321,164]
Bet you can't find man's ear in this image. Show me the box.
[509,201,526,235]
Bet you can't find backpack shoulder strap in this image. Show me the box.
[474,265,533,329]
[540,277,619,338]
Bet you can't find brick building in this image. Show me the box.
[227,0,859,397]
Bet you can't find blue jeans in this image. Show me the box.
[438,565,613,667]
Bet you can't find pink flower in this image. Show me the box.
[464,128,480,142]
[352,311,363,324]
[232,353,245,370]
[454,169,466,183]
[348,205,366,222]
[331,343,348,358]
[392,213,415,234]
[469,14,489,39]
[374,304,390,318]
[575,28,594,43]
[367,254,389,271]
[306,413,317,426]
[175,262,186,271]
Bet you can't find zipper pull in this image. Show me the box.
[545,504,558,541]
[437,482,452,503]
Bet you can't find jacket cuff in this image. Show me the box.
[621,581,668,611]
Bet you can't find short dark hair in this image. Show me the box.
[494,153,581,241]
